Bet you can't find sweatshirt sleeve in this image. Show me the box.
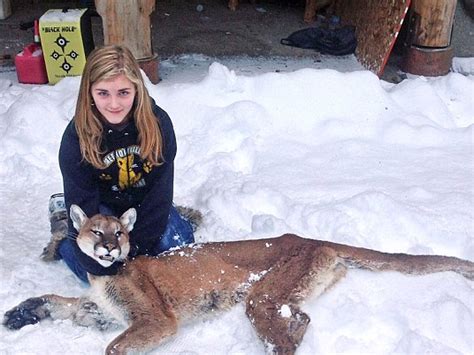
[59,121,100,225]
[128,104,177,255]
[59,121,116,276]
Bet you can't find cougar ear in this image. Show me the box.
[120,208,137,232]
[70,204,88,232]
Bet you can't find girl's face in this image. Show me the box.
[91,74,137,124]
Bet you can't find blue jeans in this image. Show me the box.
[152,206,195,254]
[58,205,195,283]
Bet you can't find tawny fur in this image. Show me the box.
[4,206,474,355]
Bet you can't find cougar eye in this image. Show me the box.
[92,230,103,237]
[115,231,123,238]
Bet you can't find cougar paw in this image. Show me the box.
[76,301,115,331]
[287,310,310,346]
[3,297,48,330]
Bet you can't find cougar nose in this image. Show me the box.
[103,242,116,253]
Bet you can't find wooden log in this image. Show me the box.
[228,0,239,11]
[0,0,12,20]
[228,0,333,23]
[410,0,456,47]
[94,0,155,60]
[304,0,334,23]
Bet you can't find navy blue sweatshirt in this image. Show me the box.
[59,100,177,276]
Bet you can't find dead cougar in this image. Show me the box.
[4,205,473,354]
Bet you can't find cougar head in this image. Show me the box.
[70,205,136,267]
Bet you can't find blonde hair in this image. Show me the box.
[74,45,163,169]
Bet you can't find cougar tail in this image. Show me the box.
[319,241,474,281]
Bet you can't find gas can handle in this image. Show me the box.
[34,19,40,44]
[23,43,39,56]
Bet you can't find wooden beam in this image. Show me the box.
[410,0,456,47]
[95,0,155,60]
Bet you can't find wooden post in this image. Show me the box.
[411,0,456,47]
[0,0,12,19]
[402,0,457,76]
[95,0,159,83]
[228,0,331,23]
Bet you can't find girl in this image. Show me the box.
[44,45,197,282]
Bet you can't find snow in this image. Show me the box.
[0,54,473,355]
[278,304,292,318]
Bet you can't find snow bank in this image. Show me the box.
[0,61,472,354]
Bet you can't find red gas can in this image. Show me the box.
[15,43,49,84]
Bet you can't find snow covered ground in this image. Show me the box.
[0,54,473,354]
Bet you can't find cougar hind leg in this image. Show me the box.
[104,277,179,355]
[105,318,178,355]
[245,246,347,354]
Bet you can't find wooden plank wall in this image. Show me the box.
[334,0,411,76]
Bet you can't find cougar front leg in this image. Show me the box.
[246,246,347,354]
[3,294,80,329]
[3,294,116,331]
